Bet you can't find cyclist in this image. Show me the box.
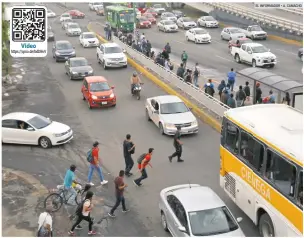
[64,164,81,206]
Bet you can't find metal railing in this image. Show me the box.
[199,2,303,33]
[112,37,230,119]
[279,7,303,15]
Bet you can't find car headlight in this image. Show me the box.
[55,52,60,55]
[192,120,198,126]
[88,70,93,74]
[71,51,75,55]
[164,123,175,129]
[71,71,77,74]
[91,95,98,100]
[54,132,65,137]
[109,93,114,98]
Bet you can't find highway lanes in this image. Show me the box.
[47,3,259,236]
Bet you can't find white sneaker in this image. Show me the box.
[101,180,108,185]
[89,182,94,186]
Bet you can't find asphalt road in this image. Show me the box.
[43,2,260,237]
[234,2,303,23]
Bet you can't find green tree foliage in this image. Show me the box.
[2,3,10,74]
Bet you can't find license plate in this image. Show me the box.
[101,102,107,105]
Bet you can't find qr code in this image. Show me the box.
[12,8,46,42]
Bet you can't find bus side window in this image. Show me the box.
[225,122,239,154]
[240,131,264,172]
[297,171,303,207]
[265,149,297,198]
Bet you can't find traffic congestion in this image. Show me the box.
[2,2,303,237]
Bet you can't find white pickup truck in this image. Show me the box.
[240,25,267,40]
[231,42,277,68]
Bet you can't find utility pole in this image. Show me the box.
[131,2,136,42]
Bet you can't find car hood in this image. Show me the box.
[40,121,70,134]
[70,66,93,72]
[91,90,113,97]
[57,49,74,54]
[165,24,177,27]
[140,21,150,24]
[104,53,126,59]
[155,8,166,11]
[202,228,245,237]
[206,20,218,24]
[160,111,196,124]
[84,37,98,42]
[231,32,246,38]
[68,28,81,31]
[251,30,266,34]
[196,33,211,38]
[254,52,276,58]
[183,21,196,25]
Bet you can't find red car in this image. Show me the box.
[68,10,85,19]
[228,37,252,51]
[145,8,158,18]
[81,76,116,109]
[136,17,152,29]
[142,13,156,24]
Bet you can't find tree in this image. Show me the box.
[2,3,10,75]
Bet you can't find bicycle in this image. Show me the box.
[44,183,90,212]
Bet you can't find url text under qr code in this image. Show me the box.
[12,8,46,42]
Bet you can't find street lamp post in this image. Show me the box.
[132,2,136,42]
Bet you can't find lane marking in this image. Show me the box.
[275,49,298,56]
[215,55,234,62]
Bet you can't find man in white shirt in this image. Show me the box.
[38,207,52,237]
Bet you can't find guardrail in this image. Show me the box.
[112,37,230,119]
[279,7,303,15]
[201,2,303,34]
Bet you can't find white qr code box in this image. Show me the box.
[10,6,47,58]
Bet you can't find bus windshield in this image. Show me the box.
[119,12,134,23]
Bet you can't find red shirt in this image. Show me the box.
[91,147,99,165]
[138,154,151,169]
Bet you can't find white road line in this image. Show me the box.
[275,49,298,56]
[215,55,234,62]
[174,40,187,45]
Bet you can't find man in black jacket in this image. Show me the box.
[123,134,135,176]
[168,126,184,163]
[176,63,185,78]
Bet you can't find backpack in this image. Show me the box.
[86,149,93,163]
[205,86,214,96]
[137,153,147,164]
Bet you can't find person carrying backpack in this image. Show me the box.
[205,83,215,97]
[244,81,250,97]
[217,80,226,97]
[87,141,108,186]
[236,85,246,107]
[192,63,200,87]
[37,206,52,237]
[176,63,185,79]
[68,191,96,236]
[133,148,154,187]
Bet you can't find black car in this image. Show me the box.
[47,30,55,41]
[298,48,303,60]
[172,10,185,18]
[52,40,76,62]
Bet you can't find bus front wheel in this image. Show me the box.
[258,213,275,237]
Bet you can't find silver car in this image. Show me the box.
[65,23,82,36]
[159,184,245,237]
[62,18,74,29]
[161,12,177,22]
[221,27,246,41]
[65,57,93,80]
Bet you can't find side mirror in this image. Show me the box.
[236,217,243,223]
[27,127,34,131]
[248,51,252,54]
[178,226,187,233]
[111,86,115,89]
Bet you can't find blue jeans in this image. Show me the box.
[134,168,148,185]
[228,80,235,92]
[193,75,198,87]
[88,164,104,182]
[65,187,77,205]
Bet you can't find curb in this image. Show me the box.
[87,23,221,132]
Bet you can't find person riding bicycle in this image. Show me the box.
[181,50,188,68]
[64,165,81,206]
[130,71,142,95]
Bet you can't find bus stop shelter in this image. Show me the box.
[237,68,303,112]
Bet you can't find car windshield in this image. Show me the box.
[140,17,148,22]
[69,24,79,29]
[160,102,189,114]
[62,13,70,17]
[194,29,207,34]
[27,115,51,129]
[90,82,110,92]
[183,18,192,22]
[252,45,268,53]
[154,4,162,8]
[93,2,102,5]
[230,28,241,34]
[205,16,215,21]
[164,21,174,25]
[165,13,174,17]
[70,59,88,67]
[240,39,252,44]
[120,12,135,23]
[105,46,122,54]
[174,11,182,14]
[189,206,239,236]
[251,26,262,31]
[145,13,153,18]
[57,42,72,50]
[83,33,95,39]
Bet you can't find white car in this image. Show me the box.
[145,95,198,135]
[2,112,73,149]
[185,28,211,44]
[65,23,82,36]
[89,2,103,11]
[79,32,99,48]
[60,13,71,22]
[160,12,177,22]
[96,43,127,69]
[157,20,178,33]
[152,3,166,15]
[197,16,219,28]
[177,17,197,30]
[47,9,56,18]
[159,184,245,237]
[135,9,141,18]
[62,18,74,29]
[221,27,246,40]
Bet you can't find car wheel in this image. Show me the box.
[221,34,224,40]
[159,123,164,135]
[186,36,189,41]
[103,60,107,70]
[69,73,73,80]
[259,213,274,237]
[229,37,232,40]
[87,99,92,109]
[39,136,52,149]
[146,109,151,121]
[161,212,169,232]
[234,54,241,63]
[97,55,100,63]
[65,71,68,75]
[158,27,161,31]
[252,59,257,67]
[195,38,198,44]
[269,64,275,68]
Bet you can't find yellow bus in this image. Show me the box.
[220,104,303,237]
